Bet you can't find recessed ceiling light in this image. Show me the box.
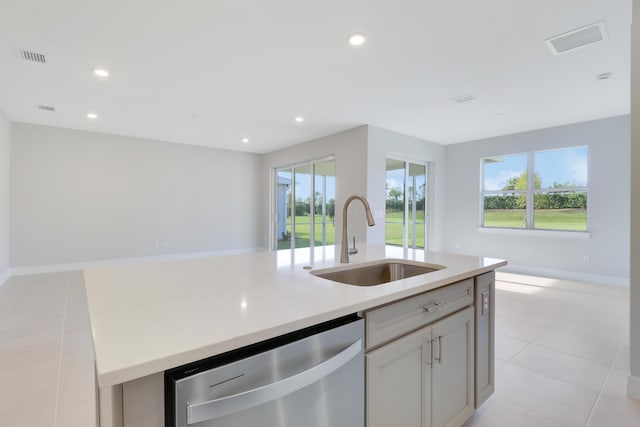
[93,69,110,77]
[294,116,304,123]
[87,113,98,119]
[242,138,249,144]
[495,114,505,119]
[349,33,366,46]
[450,94,476,104]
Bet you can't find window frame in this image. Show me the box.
[272,156,336,251]
[480,146,589,233]
[385,156,432,250]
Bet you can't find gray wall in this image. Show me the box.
[10,124,263,267]
[261,126,368,252]
[443,116,630,285]
[0,109,9,282]
[629,0,639,395]
[366,126,445,250]
[261,125,446,254]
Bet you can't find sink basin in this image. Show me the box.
[310,259,446,286]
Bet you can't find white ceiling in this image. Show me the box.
[0,0,631,154]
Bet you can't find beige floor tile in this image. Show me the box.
[510,343,610,392]
[546,311,628,342]
[0,319,65,349]
[0,360,59,416]
[0,336,62,369]
[463,394,563,427]
[602,368,631,399]
[586,394,640,427]
[496,364,598,426]
[495,315,546,342]
[533,328,620,365]
[614,345,630,371]
[495,333,529,361]
[494,357,507,372]
[64,312,92,337]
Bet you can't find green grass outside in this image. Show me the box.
[277,216,336,249]
[385,210,425,248]
[484,209,587,231]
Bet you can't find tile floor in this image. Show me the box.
[0,270,638,426]
[0,271,95,427]
[464,272,640,427]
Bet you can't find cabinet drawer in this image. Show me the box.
[365,279,474,350]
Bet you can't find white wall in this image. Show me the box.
[10,124,263,268]
[628,0,640,398]
[261,125,445,254]
[0,109,9,283]
[261,126,368,252]
[443,116,630,285]
[366,126,446,250]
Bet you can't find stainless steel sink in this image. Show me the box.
[310,259,446,286]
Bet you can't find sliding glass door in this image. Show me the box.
[275,159,336,250]
[385,159,428,250]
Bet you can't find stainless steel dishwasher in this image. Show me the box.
[165,314,364,427]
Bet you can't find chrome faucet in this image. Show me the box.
[341,194,376,263]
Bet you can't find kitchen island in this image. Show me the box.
[84,245,506,426]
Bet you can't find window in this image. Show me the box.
[481,146,588,232]
[274,159,336,250]
[385,159,429,249]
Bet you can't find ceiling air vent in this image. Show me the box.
[545,21,608,55]
[18,49,46,63]
[450,94,476,104]
[36,105,55,112]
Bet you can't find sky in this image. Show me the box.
[483,146,588,191]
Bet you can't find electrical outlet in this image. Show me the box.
[154,241,160,249]
[583,255,590,264]
[163,241,169,248]
[482,291,490,315]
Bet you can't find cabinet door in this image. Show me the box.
[474,271,495,407]
[366,326,432,427]
[431,307,474,427]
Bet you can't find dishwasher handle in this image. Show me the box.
[186,339,362,424]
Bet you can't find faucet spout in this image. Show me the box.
[341,194,376,263]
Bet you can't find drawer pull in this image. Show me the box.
[423,301,443,312]
[436,335,442,363]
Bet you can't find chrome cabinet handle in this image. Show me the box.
[423,301,442,312]
[186,339,362,424]
[435,336,442,363]
[426,339,433,366]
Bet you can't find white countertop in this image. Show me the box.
[84,245,506,388]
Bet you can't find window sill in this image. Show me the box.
[476,227,591,239]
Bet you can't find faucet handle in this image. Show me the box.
[348,236,358,255]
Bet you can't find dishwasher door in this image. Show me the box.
[165,315,364,427]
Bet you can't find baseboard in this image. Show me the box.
[627,375,640,400]
[499,263,629,287]
[0,268,9,288]
[8,247,269,276]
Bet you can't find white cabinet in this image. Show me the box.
[366,326,431,427]
[431,307,475,427]
[474,271,495,407]
[366,305,474,427]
